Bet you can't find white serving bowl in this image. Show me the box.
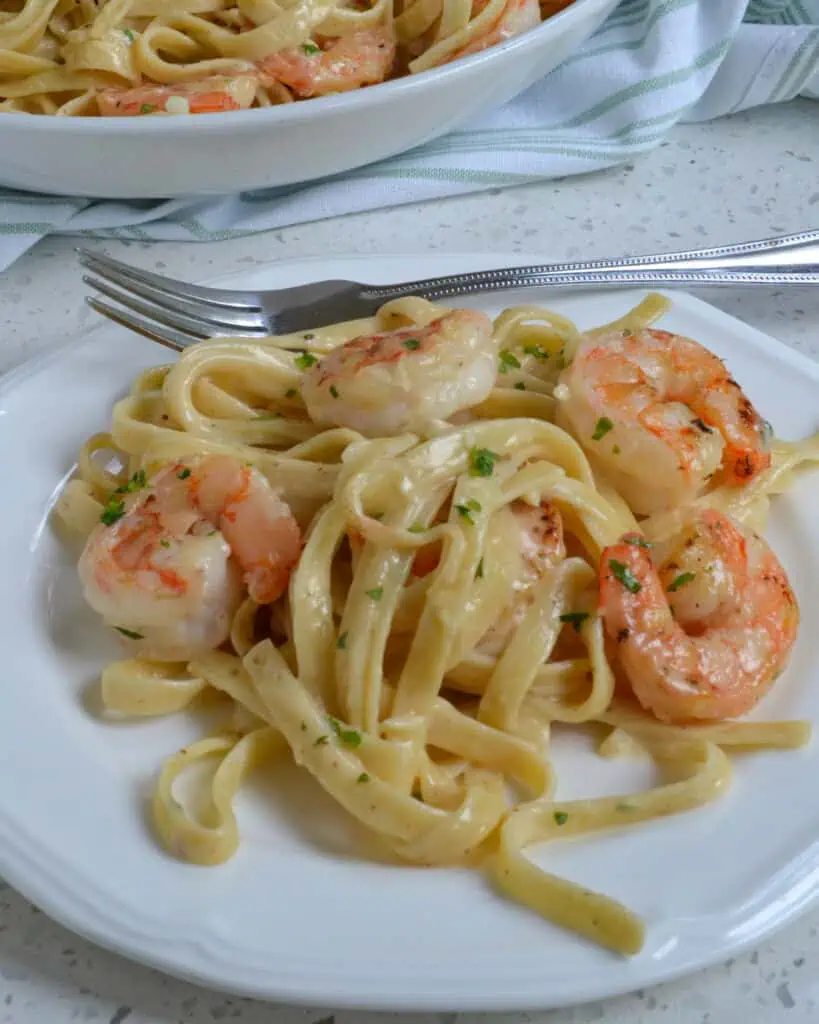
[0,0,617,199]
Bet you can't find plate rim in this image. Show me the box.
[3,252,819,1012]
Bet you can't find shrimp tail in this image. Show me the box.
[703,380,772,484]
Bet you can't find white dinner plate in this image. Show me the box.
[2,253,819,1012]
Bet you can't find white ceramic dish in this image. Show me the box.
[3,252,819,1012]
[0,0,617,199]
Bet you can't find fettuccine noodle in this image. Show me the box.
[55,294,817,956]
[0,0,577,114]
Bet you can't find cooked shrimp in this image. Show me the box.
[79,455,301,661]
[408,497,563,582]
[350,499,564,653]
[557,327,771,515]
[98,75,258,116]
[301,309,496,436]
[507,498,566,584]
[442,0,540,63]
[599,509,798,723]
[258,29,395,99]
[477,500,566,656]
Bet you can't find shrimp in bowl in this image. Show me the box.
[599,508,799,723]
[258,29,396,99]
[79,455,301,662]
[448,0,541,62]
[301,308,497,436]
[98,75,259,116]
[557,327,771,515]
[411,0,541,70]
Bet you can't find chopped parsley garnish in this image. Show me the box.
[514,381,526,391]
[469,447,500,478]
[475,557,484,580]
[159,539,171,549]
[402,338,421,351]
[592,417,614,441]
[407,523,426,533]
[553,811,569,826]
[366,587,384,601]
[667,571,696,592]
[625,536,652,549]
[523,343,549,359]
[301,42,320,54]
[498,350,521,374]
[559,611,589,633]
[294,351,317,370]
[329,716,363,748]
[357,772,370,784]
[612,444,621,455]
[100,498,125,526]
[314,735,329,747]
[337,631,348,650]
[454,498,481,525]
[285,388,297,399]
[609,559,641,594]
[123,28,135,41]
[140,103,155,114]
[177,467,191,480]
[114,626,143,640]
[329,384,339,399]
[114,469,146,495]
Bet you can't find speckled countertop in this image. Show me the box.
[2,98,819,1023]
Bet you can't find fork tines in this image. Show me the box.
[78,248,271,349]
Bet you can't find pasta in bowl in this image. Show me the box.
[0,0,577,114]
[55,291,819,957]
[1,0,582,115]
[0,0,619,195]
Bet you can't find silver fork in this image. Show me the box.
[79,229,819,352]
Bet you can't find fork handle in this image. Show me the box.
[362,230,819,303]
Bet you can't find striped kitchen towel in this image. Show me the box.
[1,0,817,270]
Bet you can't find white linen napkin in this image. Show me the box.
[1,0,817,271]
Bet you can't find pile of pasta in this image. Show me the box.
[55,294,818,955]
[0,0,574,115]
